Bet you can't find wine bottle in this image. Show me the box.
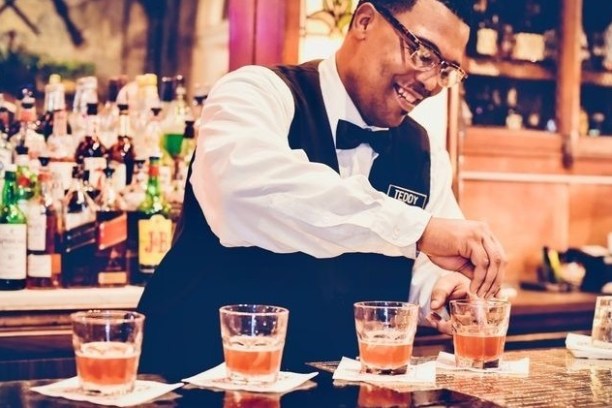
[0,165,27,290]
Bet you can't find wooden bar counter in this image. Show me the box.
[0,348,610,407]
[0,287,599,381]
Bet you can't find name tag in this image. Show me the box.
[387,185,427,209]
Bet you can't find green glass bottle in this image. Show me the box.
[0,165,27,290]
[136,156,172,285]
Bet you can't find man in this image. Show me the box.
[138,0,506,380]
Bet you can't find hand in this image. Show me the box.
[417,217,506,298]
[426,272,471,335]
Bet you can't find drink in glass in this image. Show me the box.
[219,304,289,384]
[449,299,511,369]
[591,296,612,349]
[71,310,145,395]
[354,301,419,375]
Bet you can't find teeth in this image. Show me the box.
[395,85,415,104]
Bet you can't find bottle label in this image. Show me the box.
[27,207,47,251]
[0,224,27,279]
[138,215,172,270]
[64,210,96,231]
[513,33,545,62]
[27,254,52,278]
[98,213,128,250]
[476,28,499,56]
[62,221,96,253]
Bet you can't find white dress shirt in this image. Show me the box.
[190,55,464,323]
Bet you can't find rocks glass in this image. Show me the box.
[354,301,419,375]
[450,299,511,369]
[591,296,612,349]
[70,310,145,395]
[219,304,289,384]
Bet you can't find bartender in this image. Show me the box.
[138,0,506,380]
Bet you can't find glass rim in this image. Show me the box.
[70,310,145,323]
[219,304,289,316]
[354,301,418,310]
[449,299,510,307]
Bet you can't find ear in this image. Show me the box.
[351,3,376,37]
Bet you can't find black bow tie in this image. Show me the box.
[335,119,392,154]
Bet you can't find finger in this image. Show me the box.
[489,233,507,297]
[479,235,501,298]
[469,241,489,296]
[432,319,453,336]
[430,274,471,310]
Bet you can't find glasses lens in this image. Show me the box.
[438,65,462,88]
[411,45,438,69]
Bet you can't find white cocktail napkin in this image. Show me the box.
[30,377,183,407]
[182,363,318,393]
[436,352,530,375]
[332,357,436,385]
[566,332,612,359]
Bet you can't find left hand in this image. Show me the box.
[426,272,471,335]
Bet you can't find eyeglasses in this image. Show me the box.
[374,4,467,88]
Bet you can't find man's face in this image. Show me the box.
[344,0,469,128]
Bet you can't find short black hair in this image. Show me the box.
[356,0,474,27]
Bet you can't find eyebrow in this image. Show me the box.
[415,35,462,67]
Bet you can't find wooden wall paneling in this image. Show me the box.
[229,0,257,70]
[254,0,287,65]
[556,0,583,167]
[283,0,301,64]
[568,184,612,247]
[459,180,569,283]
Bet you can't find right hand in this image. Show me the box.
[417,217,506,298]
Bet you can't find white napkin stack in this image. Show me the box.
[566,332,612,359]
[30,377,183,407]
[182,363,318,393]
[332,357,436,385]
[436,352,530,375]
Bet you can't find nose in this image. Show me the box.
[415,69,441,94]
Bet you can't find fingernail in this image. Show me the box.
[429,311,443,322]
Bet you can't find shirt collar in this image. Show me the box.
[318,55,388,144]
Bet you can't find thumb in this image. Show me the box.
[430,287,449,310]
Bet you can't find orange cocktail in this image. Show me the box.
[223,338,283,378]
[354,301,419,375]
[75,342,139,388]
[450,299,511,369]
[358,338,413,373]
[220,305,289,384]
[453,334,506,363]
[71,310,145,395]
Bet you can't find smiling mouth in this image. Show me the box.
[393,83,422,111]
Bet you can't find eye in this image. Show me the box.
[415,47,437,66]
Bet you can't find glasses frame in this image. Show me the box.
[372,3,468,87]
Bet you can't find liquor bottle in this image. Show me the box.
[512,0,546,62]
[69,76,98,141]
[15,144,36,212]
[98,77,122,149]
[161,75,192,172]
[38,74,62,141]
[136,156,172,284]
[75,102,107,187]
[122,158,147,281]
[46,85,73,161]
[0,165,27,290]
[475,0,500,58]
[95,165,128,287]
[81,169,101,201]
[27,171,61,288]
[18,93,46,159]
[61,166,98,287]
[141,107,163,161]
[109,103,135,187]
[505,86,523,130]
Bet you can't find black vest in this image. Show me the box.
[137,61,432,381]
